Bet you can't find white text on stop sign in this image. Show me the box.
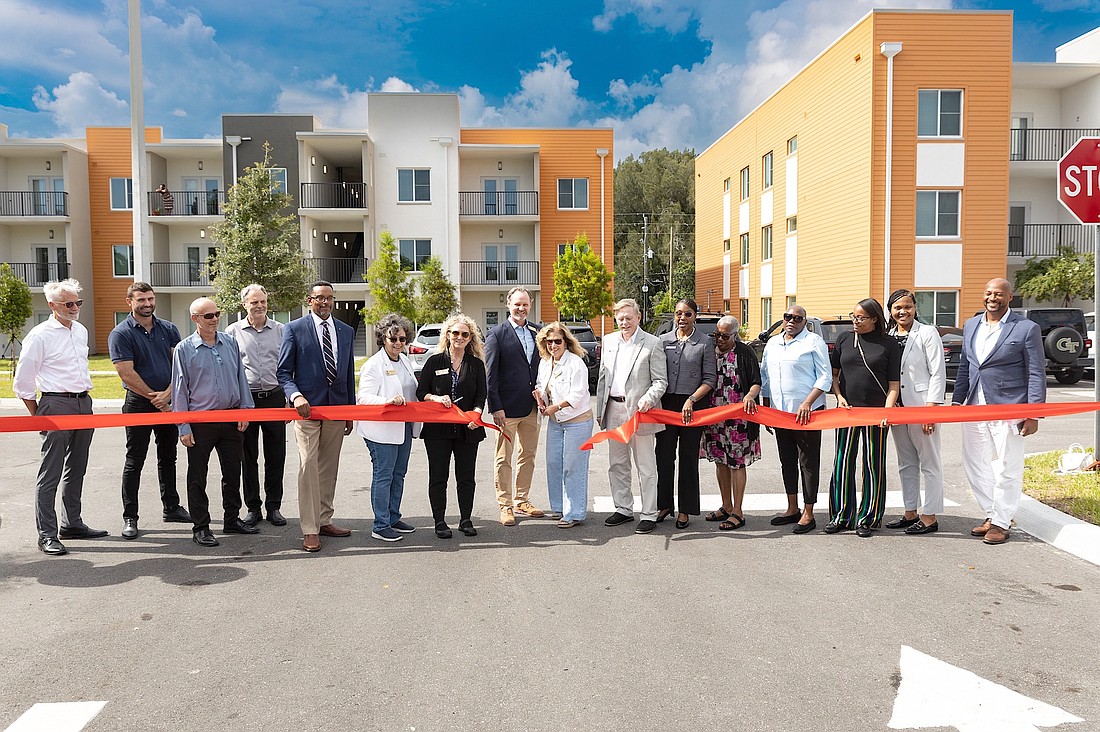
[1063,165,1099,197]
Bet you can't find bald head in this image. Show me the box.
[985,278,1012,296]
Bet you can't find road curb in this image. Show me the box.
[1017,493,1100,568]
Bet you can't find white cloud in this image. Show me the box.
[459,50,585,128]
[379,77,420,93]
[593,0,698,33]
[32,72,129,135]
[275,76,372,128]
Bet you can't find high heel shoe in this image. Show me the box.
[656,508,673,523]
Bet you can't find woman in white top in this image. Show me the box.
[356,313,421,543]
[533,322,593,527]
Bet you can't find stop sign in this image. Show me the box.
[1059,137,1100,223]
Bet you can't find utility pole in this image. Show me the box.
[641,213,649,317]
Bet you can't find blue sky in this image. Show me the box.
[1,0,1097,159]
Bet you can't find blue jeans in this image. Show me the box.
[545,417,592,522]
[365,424,413,533]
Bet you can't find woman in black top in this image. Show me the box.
[416,312,487,539]
[826,298,901,538]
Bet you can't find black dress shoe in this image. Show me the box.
[823,521,850,534]
[121,518,139,540]
[58,525,108,539]
[459,520,478,537]
[792,518,817,534]
[905,520,939,535]
[604,512,634,526]
[38,537,68,555]
[163,505,192,523]
[223,518,260,535]
[267,509,287,527]
[434,522,453,539]
[855,525,873,538]
[655,508,673,523]
[770,512,801,526]
[243,510,262,527]
[192,529,219,547]
[675,513,690,529]
[885,516,920,529]
[635,520,656,534]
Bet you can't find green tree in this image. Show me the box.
[0,263,33,373]
[1013,246,1095,307]
[553,232,614,321]
[362,230,416,324]
[207,142,312,313]
[414,256,459,325]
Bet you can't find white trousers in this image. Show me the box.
[960,420,1023,530]
[891,422,944,515]
[604,401,658,521]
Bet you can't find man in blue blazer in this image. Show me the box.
[951,278,1046,545]
[277,281,356,553]
[485,287,545,525]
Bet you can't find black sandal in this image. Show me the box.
[705,507,731,522]
[719,513,746,531]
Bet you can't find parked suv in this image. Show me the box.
[1016,308,1092,384]
[407,323,443,376]
[564,322,600,393]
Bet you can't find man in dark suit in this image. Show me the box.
[952,278,1045,545]
[485,286,545,526]
[277,281,356,553]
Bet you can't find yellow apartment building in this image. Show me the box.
[696,10,1013,333]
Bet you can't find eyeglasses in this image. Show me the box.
[196,311,221,320]
[310,295,335,303]
[849,314,872,323]
[782,313,805,323]
[59,300,83,309]
[386,336,407,343]
[450,331,471,339]
[709,331,734,340]
[546,338,564,345]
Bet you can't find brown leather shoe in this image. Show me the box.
[983,525,1010,545]
[319,524,352,537]
[302,534,321,552]
[500,507,516,526]
[971,519,992,537]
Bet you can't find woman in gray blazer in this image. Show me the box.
[885,289,946,535]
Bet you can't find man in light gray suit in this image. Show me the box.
[596,299,668,533]
[951,278,1045,545]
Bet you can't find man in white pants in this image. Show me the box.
[951,278,1045,545]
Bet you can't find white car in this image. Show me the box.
[408,323,443,376]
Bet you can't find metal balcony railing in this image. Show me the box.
[458,191,538,216]
[300,182,368,209]
[459,260,539,286]
[149,262,212,287]
[147,190,225,216]
[305,257,366,283]
[1007,223,1094,257]
[0,191,68,216]
[8,262,70,287]
[1009,128,1100,162]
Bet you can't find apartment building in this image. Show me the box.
[696,10,1015,333]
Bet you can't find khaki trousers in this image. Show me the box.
[494,407,540,508]
[294,419,345,535]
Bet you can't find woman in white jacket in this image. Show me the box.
[885,289,946,535]
[356,314,422,543]
[533,322,593,528]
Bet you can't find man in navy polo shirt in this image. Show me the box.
[109,282,191,539]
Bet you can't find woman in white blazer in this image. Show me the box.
[885,289,946,535]
[356,314,422,543]
[533,322,593,527]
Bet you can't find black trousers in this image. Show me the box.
[424,438,477,524]
[241,391,287,512]
[655,393,703,515]
[186,421,244,531]
[121,391,181,519]
[774,425,822,505]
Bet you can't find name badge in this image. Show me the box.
[385,369,396,376]
[665,344,677,350]
[435,368,449,376]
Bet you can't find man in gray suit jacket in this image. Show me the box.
[596,299,667,533]
[951,278,1045,545]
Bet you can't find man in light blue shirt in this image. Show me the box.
[172,297,256,547]
[759,304,831,534]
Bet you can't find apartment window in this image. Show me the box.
[724,178,731,192]
[740,233,750,266]
[916,191,960,237]
[112,244,134,277]
[740,167,750,201]
[266,168,288,194]
[723,238,731,252]
[786,296,797,309]
[398,238,432,271]
[739,299,749,326]
[557,178,589,210]
[914,290,958,327]
[761,298,773,329]
[115,312,129,326]
[787,136,798,155]
[918,90,962,137]
[786,216,797,234]
[762,152,773,189]
[761,225,773,260]
[723,298,730,313]
[397,169,430,202]
[110,178,133,210]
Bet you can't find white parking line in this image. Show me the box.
[593,491,959,514]
[3,702,107,732]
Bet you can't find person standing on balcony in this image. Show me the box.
[484,286,546,525]
[226,284,288,528]
[156,184,173,215]
[109,282,191,540]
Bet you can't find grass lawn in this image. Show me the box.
[0,373,126,400]
[1024,450,1100,526]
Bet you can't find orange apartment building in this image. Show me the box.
[696,10,1013,333]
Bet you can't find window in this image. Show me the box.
[916,191,960,237]
[740,167,750,201]
[723,178,730,192]
[398,169,431,202]
[112,244,134,277]
[761,225,773,260]
[762,152,773,189]
[739,299,749,326]
[918,90,962,137]
[787,136,798,155]
[761,298,772,329]
[739,233,750,265]
[266,168,287,194]
[723,238,731,252]
[723,298,730,313]
[786,296,797,309]
[115,312,129,326]
[110,178,133,210]
[914,290,958,327]
[786,216,797,234]
[557,178,589,209]
[398,238,432,271]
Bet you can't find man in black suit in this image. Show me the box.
[485,287,545,525]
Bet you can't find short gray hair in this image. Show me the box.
[375,313,415,347]
[718,315,739,332]
[43,278,81,303]
[189,297,216,316]
[613,298,641,317]
[240,283,267,302]
[506,287,531,303]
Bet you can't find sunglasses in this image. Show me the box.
[709,331,733,340]
[59,300,84,308]
[782,313,805,323]
[450,331,471,338]
[196,311,222,320]
[546,338,564,345]
[386,336,407,343]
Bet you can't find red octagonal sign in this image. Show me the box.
[1059,137,1100,223]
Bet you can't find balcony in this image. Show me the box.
[300,182,367,209]
[1008,223,1093,257]
[305,257,366,283]
[147,190,225,217]
[458,191,538,216]
[1009,128,1100,162]
[459,260,540,286]
[0,191,68,217]
[8,262,70,287]
[149,262,211,288]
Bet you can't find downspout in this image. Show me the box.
[880,42,902,304]
[128,0,148,281]
[597,147,609,337]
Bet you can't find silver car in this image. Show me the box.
[408,323,443,376]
